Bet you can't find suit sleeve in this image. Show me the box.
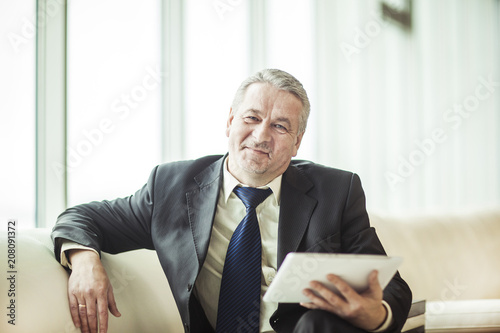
[51,166,160,262]
[341,173,412,333]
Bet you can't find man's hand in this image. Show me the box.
[67,249,121,333]
[300,270,387,331]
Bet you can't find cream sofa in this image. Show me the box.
[371,208,500,332]
[1,208,499,332]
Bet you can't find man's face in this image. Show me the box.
[226,83,304,186]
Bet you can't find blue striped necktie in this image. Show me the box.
[216,186,273,333]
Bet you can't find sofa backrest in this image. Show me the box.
[370,209,500,302]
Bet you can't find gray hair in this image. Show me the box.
[231,69,311,134]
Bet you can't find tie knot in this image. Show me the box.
[233,186,272,210]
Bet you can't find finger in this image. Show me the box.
[368,270,381,290]
[362,270,383,299]
[302,287,330,308]
[326,274,360,302]
[68,293,81,329]
[107,286,121,317]
[310,279,348,306]
[85,298,98,333]
[303,284,344,310]
[77,300,90,333]
[300,301,320,310]
[97,294,109,333]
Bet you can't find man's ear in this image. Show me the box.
[226,108,234,137]
[292,131,305,157]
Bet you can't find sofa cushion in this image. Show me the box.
[426,299,500,332]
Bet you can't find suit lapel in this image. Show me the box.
[277,164,317,267]
[186,156,225,268]
[185,158,317,270]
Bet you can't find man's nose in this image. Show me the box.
[253,123,272,142]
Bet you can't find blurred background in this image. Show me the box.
[1,0,499,228]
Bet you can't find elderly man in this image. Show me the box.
[52,69,411,333]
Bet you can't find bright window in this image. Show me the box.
[67,0,162,206]
[0,1,36,228]
[184,0,250,159]
[265,0,316,161]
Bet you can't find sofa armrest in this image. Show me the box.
[0,228,184,333]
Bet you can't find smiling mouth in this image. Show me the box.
[245,146,271,156]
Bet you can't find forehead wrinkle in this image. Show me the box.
[275,117,292,128]
[245,109,292,126]
[248,108,262,115]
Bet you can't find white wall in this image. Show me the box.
[1,0,499,227]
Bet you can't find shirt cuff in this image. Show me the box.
[60,240,98,269]
[370,300,393,332]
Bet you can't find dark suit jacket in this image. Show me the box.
[52,155,412,333]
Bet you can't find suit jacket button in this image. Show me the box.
[187,283,193,292]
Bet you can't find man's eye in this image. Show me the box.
[274,124,288,133]
[245,116,259,122]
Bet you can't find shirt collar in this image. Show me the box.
[222,157,282,206]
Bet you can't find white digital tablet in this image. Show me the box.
[263,253,402,303]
